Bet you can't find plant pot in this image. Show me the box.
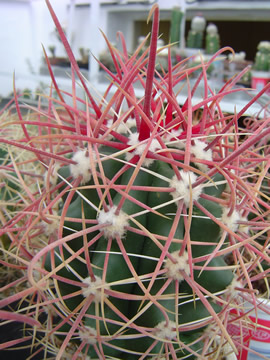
[228,298,270,359]
[251,70,270,94]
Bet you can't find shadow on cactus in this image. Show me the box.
[0,1,270,359]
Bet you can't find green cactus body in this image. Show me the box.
[187,30,204,50]
[170,7,183,45]
[254,41,270,71]
[125,160,185,356]
[49,145,235,359]
[186,15,206,49]
[84,166,153,357]
[205,23,220,55]
[254,50,270,71]
[206,33,220,55]
[1,2,270,360]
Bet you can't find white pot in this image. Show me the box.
[228,298,270,360]
[251,70,270,94]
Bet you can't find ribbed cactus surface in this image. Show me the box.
[0,2,270,360]
[49,145,233,359]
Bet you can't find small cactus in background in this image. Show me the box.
[254,41,270,71]
[205,23,220,55]
[0,1,270,359]
[186,15,206,49]
[170,6,184,46]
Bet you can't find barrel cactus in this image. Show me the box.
[0,2,270,360]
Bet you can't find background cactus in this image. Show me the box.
[0,1,270,360]
[186,15,206,49]
[170,6,184,46]
[254,41,270,71]
[205,23,220,55]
